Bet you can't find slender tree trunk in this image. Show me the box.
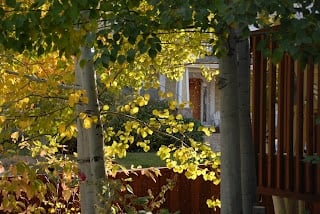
[76,45,106,214]
[220,29,242,214]
[237,37,257,214]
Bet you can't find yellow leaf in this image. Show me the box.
[169,100,177,110]
[130,106,139,115]
[68,93,78,106]
[79,112,87,120]
[0,116,6,124]
[124,104,130,111]
[92,116,98,123]
[166,92,173,98]
[102,105,109,111]
[83,117,92,129]
[176,114,183,120]
[62,189,72,201]
[198,126,211,136]
[143,93,150,101]
[11,131,19,142]
[141,130,147,138]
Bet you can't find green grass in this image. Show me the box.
[116,152,166,168]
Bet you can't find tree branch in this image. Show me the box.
[3,69,81,90]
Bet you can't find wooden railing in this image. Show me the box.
[251,32,320,201]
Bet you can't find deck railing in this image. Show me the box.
[251,32,320,201]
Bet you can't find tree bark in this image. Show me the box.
[76,45,106,214]
[220,29,242,214]
[237,36,257,214]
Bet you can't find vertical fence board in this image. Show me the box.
[317,64,320,195]
[252,35,263,187]
[276,56,285,189]
[267,48,276,188]
[295,62,304,193]
[190,177,201,213]
[305,62,314,193]
[284,54,294,191]
[259,37,267,187]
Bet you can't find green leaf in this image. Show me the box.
[113,33,120,41]
[78,0,88,7]
[126,49,136,63]
[135,196,149,205]
[117,55,126,64]
[271,48,284,64]
[128,35,137,45]
[37,46,45,56]
[138,40,148,54]
[148,48,157,58]
[149,0,160,6]
[128,0,140,8]
[6,0,16,8]
[101,53,110,65]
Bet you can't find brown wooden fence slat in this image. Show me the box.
[294,62,304,193]
[252,35,263,187]
[284,54,294,191]
[267,47,276,188]
[276,55,285,189]
[317,64,320,195]
[305,62,314,193]
[259,39,267,188]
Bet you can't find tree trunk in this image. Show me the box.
[237,37,257,214]
[220,29,242,214]
[76,45,106,214]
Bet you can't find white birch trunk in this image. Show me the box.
[237,37,257,214]
[220,29,242,214]
[76,45,106,214]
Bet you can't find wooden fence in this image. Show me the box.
[0,167,220,213]
[251,32,320,213]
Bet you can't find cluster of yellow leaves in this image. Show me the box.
[117,94,150,115]
[68,90,88,107]
[157,142,221,185]
[96,29,212,94]
[0,51,76,144]
[201,66,220,82]
[58,123,77,139]
[104,122,154,159]
[206,198,221,210]
[79,112,98,129]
